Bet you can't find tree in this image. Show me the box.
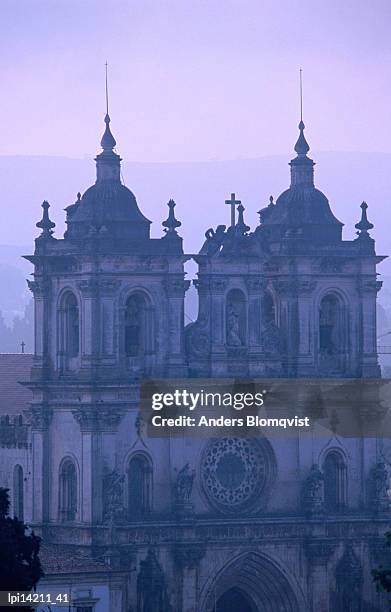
[0,488,43,611]
[372,530,391,610]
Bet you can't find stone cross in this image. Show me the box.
[225,192,241,227]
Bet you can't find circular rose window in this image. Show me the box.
[200,437,275,514]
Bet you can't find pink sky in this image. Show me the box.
[1,0,391,162]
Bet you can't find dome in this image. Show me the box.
[66,181,151,242]
[270,185,342,227]
[65,112,151,244]
[261,120,343,244]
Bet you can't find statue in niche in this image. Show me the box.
[370,461,390,514]
[103,468,125,522]
[302,464,324,516]
[125,295,145,357]
[174,462,195,503]
[226,290,246,347]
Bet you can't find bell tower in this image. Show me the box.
[25,108,189,528]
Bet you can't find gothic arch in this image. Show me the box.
[225,288,247,347]
[57,288,81,369]
[58,456,79,522]
[127,452,153,519]
[322,449,348,512]
[13,464,24,520]
[202,551,306,612]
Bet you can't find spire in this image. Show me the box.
[162,199,181,236]
[294,69,310,156]
[95,63,121,183]
[294,120,310,156]
[290,69,314,187]
[100,63,117,152]
[355,201,374,238]
[36,200,55,240]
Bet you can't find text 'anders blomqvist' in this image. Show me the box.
[151,415,311,429]
[150,390,310,429]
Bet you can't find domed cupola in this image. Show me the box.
[65,112,151,247]
[260,119,343,245]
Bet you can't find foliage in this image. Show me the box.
[0,488,43,611]
[372,530,391,609]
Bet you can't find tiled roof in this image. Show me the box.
[0,354,33,416]
[39,543,112,575]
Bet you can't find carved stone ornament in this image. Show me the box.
[25,405,53,430]
[77,279,99,297]
[210,277,228,292]
[301,464,324,517]
[72,406,125,431]
[102,467,125,523]
[369,461,391,514]
[173,463,195,513]
[164,277,191,296]
[185,324,210,358]
[201,437,275,514]
[27,278,51,297]
[245,277,265,292]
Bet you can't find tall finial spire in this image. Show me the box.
[100,62,117,153]
[294,68,310,157]
[105,61,109,117]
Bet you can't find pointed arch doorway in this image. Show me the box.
[215,587,255,612]
[205,552,305,612]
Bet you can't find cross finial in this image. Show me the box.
[300,68,303,123]
[225,192,241,227]
[21,341,25,354]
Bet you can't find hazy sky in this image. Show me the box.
[1,0,391,161]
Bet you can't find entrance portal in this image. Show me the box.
[216,587,254,612]
[205,552,303,612]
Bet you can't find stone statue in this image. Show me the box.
[302,464,324,516]
[174,463,195,503]
[199,225,226,255]
[370,461,390,514]
[226,304,242,346]
[103,468,125,522]
[262,320,281,353]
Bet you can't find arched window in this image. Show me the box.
[59,291,80,364]
[323,451,347,512]
[13,465,24,521]
[319,294,346,373]
[125,293,150,358]
[127,454,152,518]
[226,289,247,347]
[59,459,77,522]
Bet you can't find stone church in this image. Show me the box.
[0,106,390,612]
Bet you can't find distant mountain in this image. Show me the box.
[1,152,390,259]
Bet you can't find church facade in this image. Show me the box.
[0,108,390,611]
